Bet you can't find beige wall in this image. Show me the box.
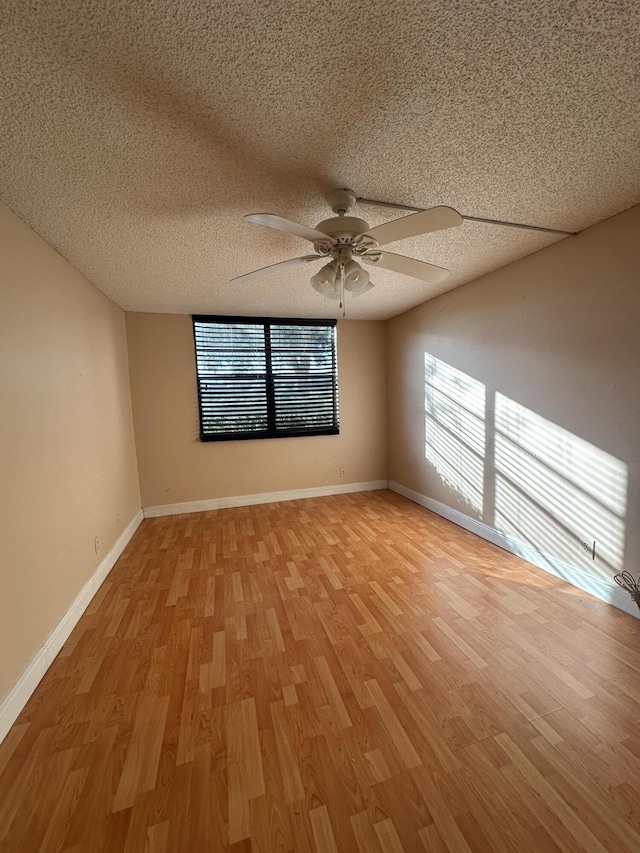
[388,204,640,583]
[126,314,387,506]
[0,203,141,700]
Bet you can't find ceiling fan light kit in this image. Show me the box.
[310,262,338,299]
[232,188,575,307]
[309,256,372,302]
[343,259,370,292]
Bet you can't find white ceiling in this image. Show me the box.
[1,0,639,320]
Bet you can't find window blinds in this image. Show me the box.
[193,316,339,441]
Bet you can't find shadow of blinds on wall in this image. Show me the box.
[494,394,628,578]
[424,352,486,516]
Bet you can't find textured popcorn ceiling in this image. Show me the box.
[1,1,639,320]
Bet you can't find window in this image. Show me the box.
[193,316,339,441]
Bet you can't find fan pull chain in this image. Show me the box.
[339,264,346,317]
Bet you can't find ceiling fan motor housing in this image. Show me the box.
[314,216,371,238]
[313,216,374,256]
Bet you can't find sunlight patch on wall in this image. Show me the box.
[424,353,485,515]
[494,394,627,574]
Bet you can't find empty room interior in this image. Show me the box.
[2,1,640,851]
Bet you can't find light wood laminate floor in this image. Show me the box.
[1,490,640,851]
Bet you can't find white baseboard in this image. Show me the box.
[0,508,144,745]
[143,480,390,518]
[389,481,638,620]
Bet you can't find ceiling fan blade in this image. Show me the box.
[361,206,463,247]
[245,213,335,244]
[231,255,322,284]
[361,250,450,285]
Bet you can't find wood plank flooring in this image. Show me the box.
[1,489,640,851]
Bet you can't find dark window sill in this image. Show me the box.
[199,427,339,442]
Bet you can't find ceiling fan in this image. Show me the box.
[231,188,575,304]
[231,188,463,303]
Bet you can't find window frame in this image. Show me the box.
[192,314,339,442]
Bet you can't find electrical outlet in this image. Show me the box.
[116,512,121,526]
[580,539,596,560]
[94,535,100,555]
[340,468,346,478]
